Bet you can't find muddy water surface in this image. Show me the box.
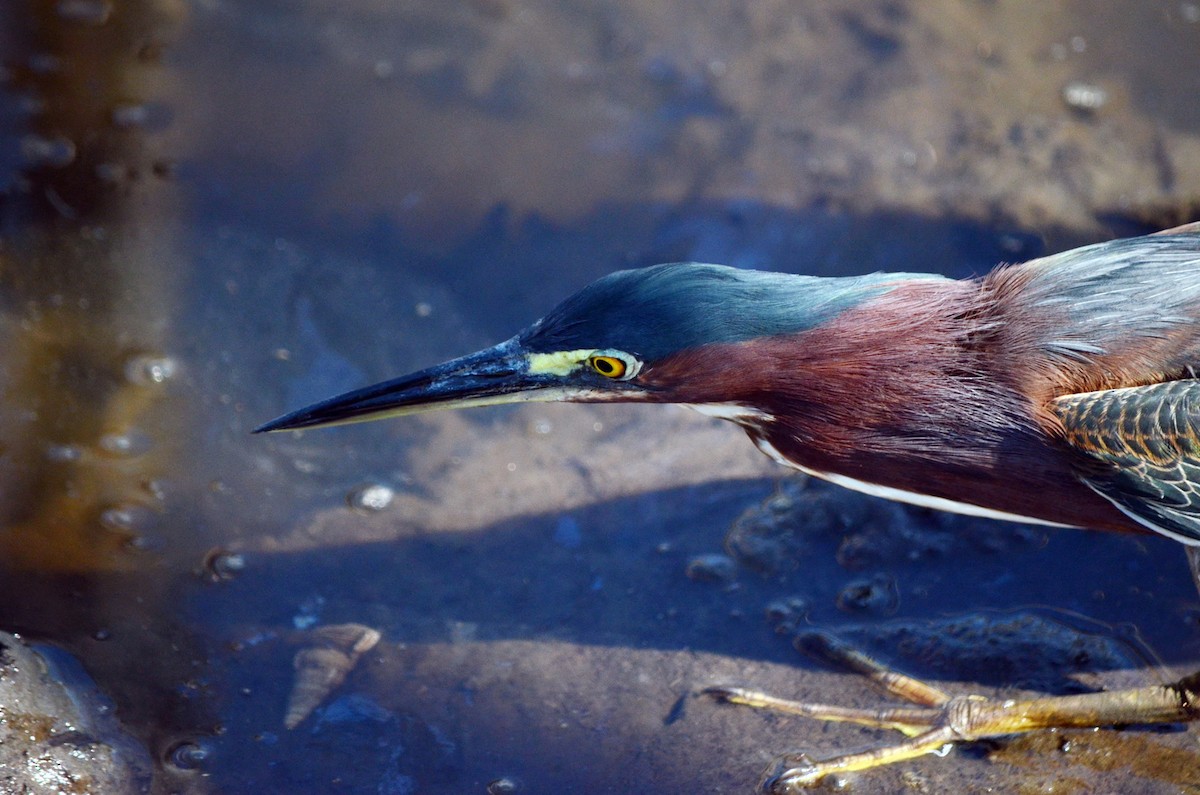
[2,2,1199,793]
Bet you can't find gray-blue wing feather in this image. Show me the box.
[986,232,1200,374]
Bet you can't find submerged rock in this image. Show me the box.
[0,631,152,793]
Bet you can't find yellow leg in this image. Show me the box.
[704,632,1200,792]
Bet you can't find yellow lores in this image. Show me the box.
[527,350,639,380]
[525,350,596,376]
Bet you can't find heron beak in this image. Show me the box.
[254,339,571,432]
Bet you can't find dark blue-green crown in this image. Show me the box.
[521,263,946,361]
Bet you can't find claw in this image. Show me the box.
[762,754,828,793]
[700,685,742,704]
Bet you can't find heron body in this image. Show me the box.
[258,223,1200,790]
[259,223,1200,549]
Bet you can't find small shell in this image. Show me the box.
[310,623,382,654]
[283,623,381,729]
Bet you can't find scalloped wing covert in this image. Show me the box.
[1052,380,1200,544]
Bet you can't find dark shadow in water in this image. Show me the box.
[182,476,1196,793]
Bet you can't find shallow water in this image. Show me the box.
[2,1,1199,793]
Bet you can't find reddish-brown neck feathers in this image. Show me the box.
[640,279,1032,464]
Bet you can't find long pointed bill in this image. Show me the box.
[254,339,580,433]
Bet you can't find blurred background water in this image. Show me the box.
[2,1,1200,792]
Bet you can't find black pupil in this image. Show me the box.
[596,358,615,375]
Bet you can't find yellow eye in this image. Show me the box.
[588,355,627,379]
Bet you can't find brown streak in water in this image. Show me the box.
[0,0,186,572]
[0,2,214,790]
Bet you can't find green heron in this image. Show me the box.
[258,222,1200,791]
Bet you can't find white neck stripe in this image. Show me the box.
[752,437,1076,528]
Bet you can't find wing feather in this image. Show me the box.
[1052,380,1200,544]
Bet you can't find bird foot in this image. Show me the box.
[704,631,1200,792]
